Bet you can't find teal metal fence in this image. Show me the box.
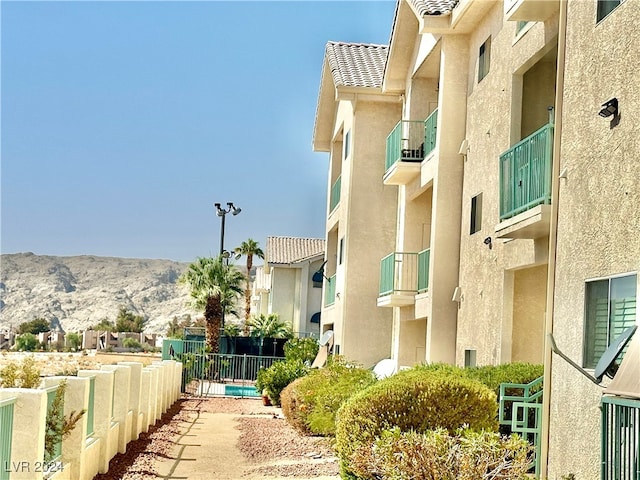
[417,248,431,293]
[423,108,438,157]
[45,385,63,463]
[499,376,544,478]
[324,275,336,307]
[601,395,640,480]
[379,252,418,296]
[86,376,96,438]
[499,123,553,220]
[385,120,426,171]
[330,176,341,213]
[162,339,285,395]
[0,397,15,480]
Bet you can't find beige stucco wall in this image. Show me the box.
[321,96,401,367]
[547,0,640,478]
[456,4,558,367]
[270,268,297,325]
[512,264,546,363]
[269,259,323,337]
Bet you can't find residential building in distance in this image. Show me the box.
[313,0,639,478]
[252,236,325,338]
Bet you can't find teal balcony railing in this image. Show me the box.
[424,108,438,157]
[385,110,439,172]
[417,248,431,293]
[324,275,336,307]
[45,385,63,462]
[330,176,341,213]
[0,397,15,480]
[379,252,419,296]
[385,121,425,170]
[499,123,553,221]
[601,395,640,480]
[86,376,96,438]
[499,376,544,478]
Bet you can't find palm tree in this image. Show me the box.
[234,238,265,328]
[179,256,244,352]
[247,313,293,339]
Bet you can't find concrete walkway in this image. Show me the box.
[152,401,340,480]
[154,410,245,479]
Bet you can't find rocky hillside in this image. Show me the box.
[0,253,205,335]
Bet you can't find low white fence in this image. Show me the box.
[0,359,182,480]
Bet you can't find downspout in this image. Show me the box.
[540,0,568,478]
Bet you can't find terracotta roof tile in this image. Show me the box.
[266,236,326,265]
[409,0,459,15]
[325,41,388,89]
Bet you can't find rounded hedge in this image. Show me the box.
[335,368,498,479]
[255,359,308,406]
[281,358,377,436]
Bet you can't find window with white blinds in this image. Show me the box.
[583,274,637,369]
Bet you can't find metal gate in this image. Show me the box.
[162,339,284,396]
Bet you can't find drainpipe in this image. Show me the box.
[540,0,568,478]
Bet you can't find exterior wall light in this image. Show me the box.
[598,98,618,118]
[483,236,493,249]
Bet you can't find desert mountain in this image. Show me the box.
[0,252,238,335]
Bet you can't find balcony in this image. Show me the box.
[504,0,559,22]
[417,248,431,293]
[496,123,553,239]
[324,274,336,307]
[329,176,341,213]
[601,395,640,480]
[377,252,419,307]
[384,109,438,186]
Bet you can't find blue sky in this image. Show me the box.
[1,1,395,262]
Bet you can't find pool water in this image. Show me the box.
[224,385,260,397]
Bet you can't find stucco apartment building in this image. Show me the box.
[250,236,325,338]
[313,42,399,367]
[313,0,638,478]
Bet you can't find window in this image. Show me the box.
[470,193,483,234]
[515,21,529,35]
[464,349,477,368]
[343,130,351,160]
[478,37,491,82]
[583,274,637,369]
[597,0,622,22]
[338,236,345,265]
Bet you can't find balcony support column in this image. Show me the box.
[426,34,469,364]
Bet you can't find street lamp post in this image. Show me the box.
[214,202,241,331]
[214,202,242,257]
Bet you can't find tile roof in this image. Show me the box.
[325,42,388,88]
[266,236,326,265]
[408,0,459,15]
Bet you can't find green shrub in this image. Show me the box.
[122,338,142,350]
[280,376,307,432]
[411,362,543,396]
[335,368,498,479]
[281,358,376,436]
[66,332,82,351]
[350,426,532,480]
[0,356,41,388]
[284,337,319,364]
[255,359,308,406]
[45,380,85,462]
[15,333,39,351]
[464,363,544,396]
